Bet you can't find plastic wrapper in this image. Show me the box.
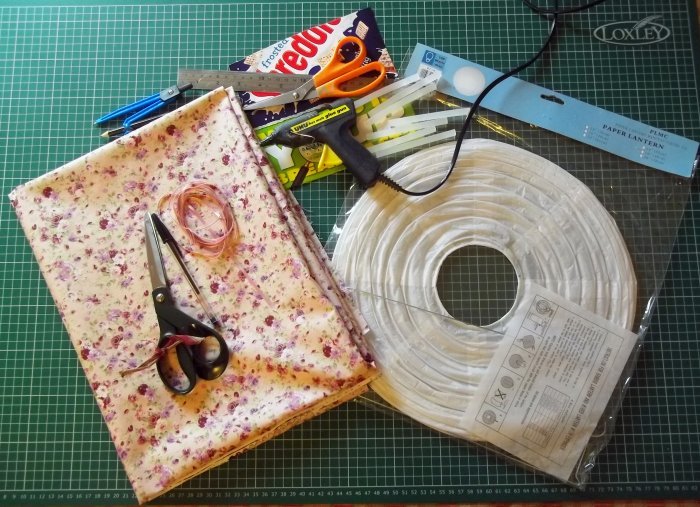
[325,92,695,488]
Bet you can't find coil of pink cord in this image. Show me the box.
[158,181,239,258]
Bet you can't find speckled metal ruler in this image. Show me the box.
[0,1,698,505]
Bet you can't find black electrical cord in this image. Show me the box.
[379,0,607,196]
[522,0,607,15]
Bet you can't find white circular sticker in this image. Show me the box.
[453,66,486,96]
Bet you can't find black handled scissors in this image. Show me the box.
[144,213,229,394]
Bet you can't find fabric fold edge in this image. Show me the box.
[138,377,372,504]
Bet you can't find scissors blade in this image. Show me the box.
[145,214,168,290]
[243,80,316,110]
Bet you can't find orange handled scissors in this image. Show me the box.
[243,36,386,110]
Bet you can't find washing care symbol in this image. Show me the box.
[536,299,553,315]
[518,334,536,350]
[509,353,526,369]
[482,410,497,425]
[491,388,507,408]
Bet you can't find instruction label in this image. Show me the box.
[462,282,638,482]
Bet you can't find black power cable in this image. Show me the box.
[379,0,607,196]
[523,0,607,15]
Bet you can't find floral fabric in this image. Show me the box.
[9,88,376,503]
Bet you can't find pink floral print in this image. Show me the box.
[9,88,376,504]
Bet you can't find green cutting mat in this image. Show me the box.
[1,1,699,505]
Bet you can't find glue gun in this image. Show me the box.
[259,98,380,188]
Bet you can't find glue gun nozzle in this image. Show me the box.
[259,136,274,147]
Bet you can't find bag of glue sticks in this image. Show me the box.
[324,67,697,487]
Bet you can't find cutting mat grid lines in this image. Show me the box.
[0,1,699,505]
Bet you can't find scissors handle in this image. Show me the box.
[314,61,386,99]
[312,35,368,84]
[94,83,192,128]
[312,36,385,99]
[156,330,230,395]
[94,92,160,125]
[152,287,229,395]
[157,336,198,395]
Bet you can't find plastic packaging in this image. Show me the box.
[326,92,695,487]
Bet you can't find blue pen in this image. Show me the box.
[94,83,193,130]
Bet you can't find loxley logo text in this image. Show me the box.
[593,15,670,45]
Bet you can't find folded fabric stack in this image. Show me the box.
[10,88,376,503]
